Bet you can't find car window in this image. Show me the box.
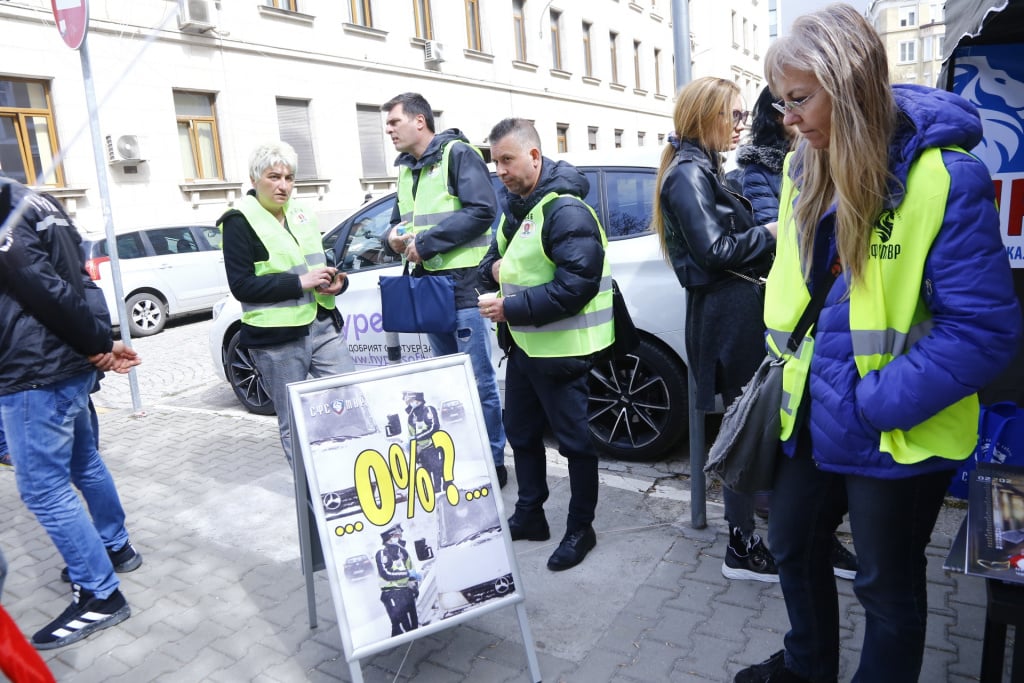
[146,226,201,255]
[601,170,655,238]
[94,232,145,260]
[335,196,400,271]
[198,226,222,250]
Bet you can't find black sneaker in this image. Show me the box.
[61,541,143,583]
[547,525,597,571]
[831,535,858,580]
[32,585,130,650]
[722,527,780,583]
[508,512,550,541]
[495,464,508,489]
[734,649,812,683]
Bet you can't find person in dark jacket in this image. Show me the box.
[381,93,507,488]
[735,6,1021,682]
[375,524,421,637]
[0,178,141,650]
[220,141,354,468]
[653,77,780,582]
[479,118,613,571]
[736,86,795,225]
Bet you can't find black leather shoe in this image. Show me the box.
[495,465,508,489]
[547,526,597,571]
[508,513,550,541]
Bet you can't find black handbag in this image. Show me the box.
[379,274,456,334]
[704,264,839,494]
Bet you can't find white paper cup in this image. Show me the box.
[478,292,499,303]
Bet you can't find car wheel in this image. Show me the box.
[225,330,276,416]
[587,337,688,461]
[125,292,167,337]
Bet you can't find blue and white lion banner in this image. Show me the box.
[952,44,1024,267]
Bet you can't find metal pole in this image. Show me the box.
[671,0,693,89]
[80,36,142,412]
[385,331,402,364]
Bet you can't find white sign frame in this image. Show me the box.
[288,354,540,682]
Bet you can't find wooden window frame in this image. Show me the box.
[350,0,373,27]
[0,77,65,187]
[465,0,482,51]
[513,0,527,61]
[550,10,563,71]
[413,0,433,40]
[174,90,224,182]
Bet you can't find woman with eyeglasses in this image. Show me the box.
[653,76,779,582]
[735,5,1020,683]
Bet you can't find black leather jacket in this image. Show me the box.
[0,179,113,396]
[659,140,775,289]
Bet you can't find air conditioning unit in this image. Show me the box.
[178,0,215,33]
[105,135,145,165]
[423,40,445,64]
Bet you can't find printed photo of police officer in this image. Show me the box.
[374,524,421,637]
[403,390,444,493]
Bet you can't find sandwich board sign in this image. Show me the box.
[287,354,540,683]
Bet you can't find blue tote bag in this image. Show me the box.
[949,402,1024,499]
[379,274,456,334]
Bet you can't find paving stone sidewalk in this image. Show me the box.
[0,401,991,682]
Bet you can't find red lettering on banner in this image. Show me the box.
[1010,178,1024,238]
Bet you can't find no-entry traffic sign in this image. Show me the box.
[51,0,89,50]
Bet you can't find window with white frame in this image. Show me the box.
[276,98,318,179]
[633,40,642,89]
[609,32,619,83]
[899,39,917,62]
[899,6,917,26]
[588,126,598,150]
[556,124,568,153]
[654,48,662,94]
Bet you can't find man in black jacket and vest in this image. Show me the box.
[479,118,614,571]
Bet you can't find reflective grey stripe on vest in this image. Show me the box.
[242,291,315,312]
[505,275,613,332]
[306,251,327,266]
[766,328,813,417]
[412,210,457,226]
[849,319,935,358]
[400,211,413,223]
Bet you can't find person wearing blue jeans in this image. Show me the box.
[735,6,1021,681]
[0,423,8,468]
[381,93,507,486]
[0,177,142,650]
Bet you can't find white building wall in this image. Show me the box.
[0,0,767,231]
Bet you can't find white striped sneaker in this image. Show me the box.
[31,585,130,650]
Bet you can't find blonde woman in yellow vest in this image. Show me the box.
[379,92,508,487]
[220,141,355,468]
[735,6,1020,683]
[479,118,612,572]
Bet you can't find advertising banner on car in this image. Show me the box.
[288,355,528,665]
[950,43,1024,266]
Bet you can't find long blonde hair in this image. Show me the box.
[652,77,741,259]
[764,3,897,285]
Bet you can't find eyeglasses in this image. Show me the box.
[731,110,750,126]
[772,87,822,115]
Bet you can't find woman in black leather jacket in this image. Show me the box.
[653,77,779,582]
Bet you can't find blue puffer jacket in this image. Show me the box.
[791,84,1021,478]
[736,142,787,224]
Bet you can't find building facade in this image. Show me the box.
[1,0,767,230]
[868,0,947,87]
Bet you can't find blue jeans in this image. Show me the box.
[768,440,951,682]
[250,316,355,468]
[502,348,598,531]
[427,307,506,468]
[0,370,128,598]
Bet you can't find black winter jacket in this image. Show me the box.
[0,179,113,395]
[479,158,604,332]
[386,129,497,310]
[659,140,775,289]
